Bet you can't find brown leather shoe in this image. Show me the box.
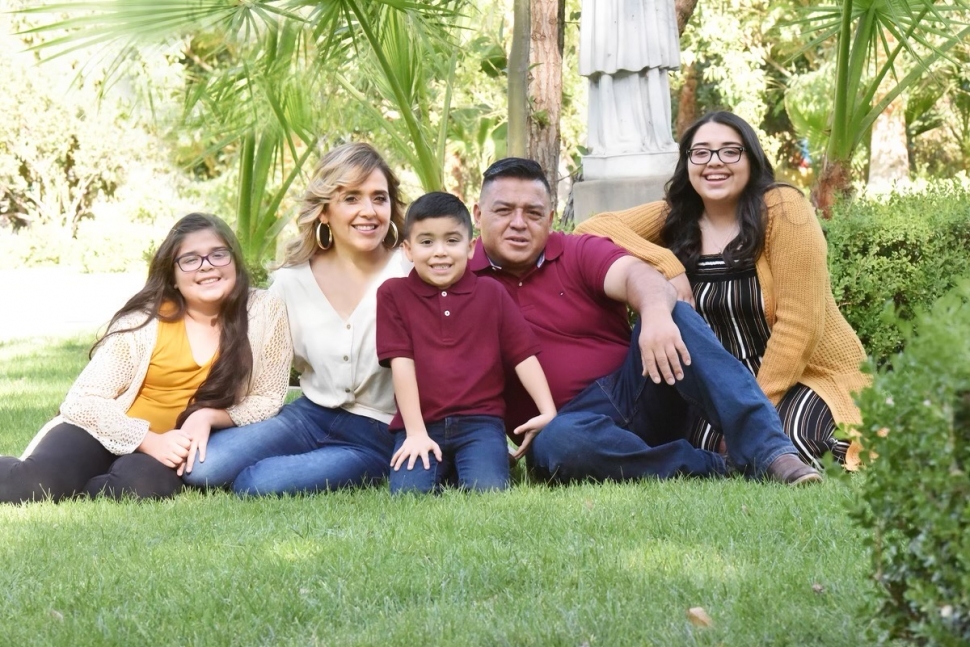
[766,454,822,486]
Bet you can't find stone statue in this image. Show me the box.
[579,0,680,177]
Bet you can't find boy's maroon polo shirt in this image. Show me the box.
[469,232,632,429]
[377,269,541,431]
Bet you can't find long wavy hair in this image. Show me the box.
[281,142,405,267]
[93,213,253,428]
[661,111,775,272]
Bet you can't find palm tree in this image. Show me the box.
[18,0,468,266]
[793,0,970,215]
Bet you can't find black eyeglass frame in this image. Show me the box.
[686,146,746,165]
[175,248,234,272]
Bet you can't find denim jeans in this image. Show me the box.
[390,415,509,494]
[528,302,797,483]
[182,396,394,496]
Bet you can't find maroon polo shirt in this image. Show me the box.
[376,269,541,431]
[469,232,632,429]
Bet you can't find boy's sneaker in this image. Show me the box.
[766,454,822,486]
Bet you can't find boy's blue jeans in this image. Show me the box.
[528,302,798,483]
[389,415,509,494]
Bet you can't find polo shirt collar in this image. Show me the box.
[405,266,477,297]
[470,232,564,274]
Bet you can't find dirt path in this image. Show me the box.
[0,268,145,342]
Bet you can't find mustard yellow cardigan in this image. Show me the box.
[576,186,869,426]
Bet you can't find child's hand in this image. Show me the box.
[391,434,443,471]
[178,409,216,476]
[510,412,555,461]
[137,429,191,470]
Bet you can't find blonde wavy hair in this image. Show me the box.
[280,142,405,267]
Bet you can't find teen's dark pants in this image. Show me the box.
[0,422,184,504]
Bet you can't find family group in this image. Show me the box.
[0,111,869,504]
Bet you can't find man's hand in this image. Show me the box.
[391,434,443,471]
[638,307,691,385]
[669,272,695,308]
[137,430,191,470]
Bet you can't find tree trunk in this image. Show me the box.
[867,95,909,191]
[675,62,698,140]
[528,0,564,208]
[508,0,530,158]
[675,0,699,35]
[811,159,853,219]
[867,30,909,191]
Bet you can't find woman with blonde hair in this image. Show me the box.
[183,142,410,495]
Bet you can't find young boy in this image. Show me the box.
[376,192,556,493]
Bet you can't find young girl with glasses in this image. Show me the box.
[0,213,292,503]
[577,111,869,469]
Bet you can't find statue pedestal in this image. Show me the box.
[582,150,678,180]
[573,151,678,223]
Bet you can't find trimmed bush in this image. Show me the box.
[825,184,970,363]
[853,281,970,645]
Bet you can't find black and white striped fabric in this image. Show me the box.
[686,254,849,467]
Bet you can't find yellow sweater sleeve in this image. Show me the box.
[575,201,687,279]
[757,188,828,404]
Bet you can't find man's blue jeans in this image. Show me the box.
[182,396,394,496]
[529,302,797,483]
[389,415,509,494]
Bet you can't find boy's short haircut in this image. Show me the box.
[481,157,551,197]
[404,191,473,239]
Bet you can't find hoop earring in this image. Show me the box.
[383,221,400,248]
[315,221,333,251]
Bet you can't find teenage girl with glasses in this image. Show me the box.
[577,111,869,469]
[0,213,292,503]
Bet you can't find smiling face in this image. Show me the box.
[173,228,237,313]
[473,177,553,276]
[320,168,392,255]
[687,122,752,212]
[403,216,474,289]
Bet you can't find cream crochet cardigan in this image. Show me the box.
[22,289,292,457]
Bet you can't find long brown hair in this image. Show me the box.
[661,111,774,272]
[281,142,405,267]
[93,213,253,427]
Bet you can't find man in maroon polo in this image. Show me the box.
[469,158,820,485]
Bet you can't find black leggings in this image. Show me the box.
[0,423,184,503]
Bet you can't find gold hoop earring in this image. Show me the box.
[315,221,333,251]
[383,221,400,248]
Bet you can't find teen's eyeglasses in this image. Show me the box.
[687,146,745,165]
[175,248,233,272]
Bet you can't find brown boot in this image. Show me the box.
[766,454,822,486]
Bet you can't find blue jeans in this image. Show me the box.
[528,302,797,483]
[182,396,394,496]
[390,415,509,494]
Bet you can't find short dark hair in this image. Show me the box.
[404,191,472,238]
[481,157,551,196]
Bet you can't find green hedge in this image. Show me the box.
[825,184,970,364]
[853,282,970,646]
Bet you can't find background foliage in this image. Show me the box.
[853,281,970,645]
[824,181,970,363]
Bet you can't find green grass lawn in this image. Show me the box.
[0,337,877,647]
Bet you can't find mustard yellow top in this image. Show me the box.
[575,186,870,426]
[126,319,214,432]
